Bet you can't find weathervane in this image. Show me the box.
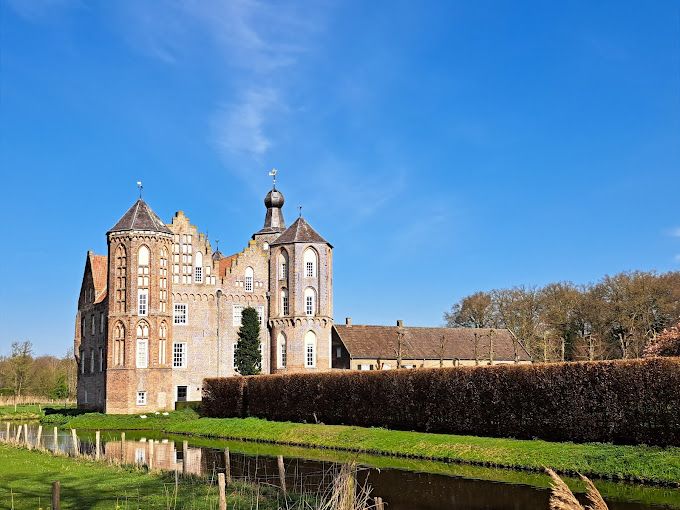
[269,168,277,190]
[298,204,302,217]
[216,238,220,251]
[137,181,143,198]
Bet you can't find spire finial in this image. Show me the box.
[298,204,302,217]
[269,168,277,190]
[216,238,219,251]
[137,181,143,198]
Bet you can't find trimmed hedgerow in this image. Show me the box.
[202,357,680,446]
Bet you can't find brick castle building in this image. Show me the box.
[76,179,333,413]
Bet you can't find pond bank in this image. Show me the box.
[58,411,680,486]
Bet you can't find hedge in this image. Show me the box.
[202,357,680,446]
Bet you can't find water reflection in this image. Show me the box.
[2,423,678,510]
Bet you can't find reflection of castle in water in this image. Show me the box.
[103,439,203,475]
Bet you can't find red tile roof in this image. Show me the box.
[219,254,238,277]
[90,254,108,303]
[334,325,531,362]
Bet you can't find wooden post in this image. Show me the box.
[54,427,59,452]
[148,439,154,470]
[182,440,188,476]
[95,430,101,460]
[36,425,43,449]
[52,481,61,510]
[224,448,231,485]
[15,425,21,442]
[24,424,29,448]
[71,429,79,457]
[375,497,384,510]
[121,432,126,463]
[217,473,226,510]
[277,455,286,493]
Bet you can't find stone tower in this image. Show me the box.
[105,198,174,413]
[268,213,333,372]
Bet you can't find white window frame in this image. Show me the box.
[232,305,264,327]
[281,262,287,279]
[281,291,289,316]
[245,267,254,293]
[174,303,187,325]
[136,391,147,406]
[304,288,315,316]
[136,339,148,368]
[304,331,316,368]
[173,342,187,369]
[138,290,148,316]
[194,265,203,283]
[278,333,287,369]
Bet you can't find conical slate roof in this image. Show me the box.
[271,217,331,247]
[108,199,172,235]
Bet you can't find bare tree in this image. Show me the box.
[8,341,33,410]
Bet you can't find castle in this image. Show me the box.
[76,180,530,414]
[75,179,334,413]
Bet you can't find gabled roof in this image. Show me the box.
[108,199,172,235]
[219,254,238,277]
[333,325,532,362]
[271,217,331,247]
[90,254,108,304]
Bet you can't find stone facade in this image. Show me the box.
[75,184,334,413]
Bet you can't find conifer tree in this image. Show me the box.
[234,307,261,375]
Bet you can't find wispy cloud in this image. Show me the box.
[669,227,680,238]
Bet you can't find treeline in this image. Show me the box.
[444,270,680,362]
[0,341,77,400]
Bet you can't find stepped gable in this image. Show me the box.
[90,253,108,303]
[270,217,332,247]
[333,325,531,362]
[108,198,172,235]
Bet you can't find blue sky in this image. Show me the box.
[1,1,678,356]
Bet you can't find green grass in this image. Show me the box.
[61,411,680,485]
[0,444,300,509]
[0,403,75,421]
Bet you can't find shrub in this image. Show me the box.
[203,358,680,446]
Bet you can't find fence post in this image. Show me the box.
[218,472,226,510]
[121,432,126,463]
[15,424,21,442]
[54,427,59,453]
[52,481,61,510]
[95,430,101,460]
[224,448,231,485]
[182,440,188,476]
[36,425,43,449]
[278,455,286,494]
[71,429,79,457]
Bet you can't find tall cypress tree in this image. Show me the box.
[234,307,262,375]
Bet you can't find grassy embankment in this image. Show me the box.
[0,403,74,421]
[0,443,304,510]
[59,410,680,486]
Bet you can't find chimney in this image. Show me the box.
[397,320,403,328]
[346,318,352,326]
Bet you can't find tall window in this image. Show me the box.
[114,322,125,366]
[159,322,167,364]
[80,350,85,374]
[174,303,187,325]
[278,332,287,368]
[173,342,187,368]
[304,331,316,368]
[304,288,316,316]
[233,342,238,369]
[245,267,253,292]
[279,250,288,280]
[160,247,168,312]
[90,348,95,373]
[138,246,150,316]
[99,312,104,333]
[194,251,203,283]
[98,347,103,372]
[91,315,95,335]
[304,248,317,278]
[115,245,127,313]
[136,322,149,368]
[281,289,289,316]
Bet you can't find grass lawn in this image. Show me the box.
[0,403,75,421]
[0,444,299,510]
[61,411,680,485]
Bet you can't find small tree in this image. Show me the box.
[234,307,262,375]
[643,323,680,358]
[8,341,33,410]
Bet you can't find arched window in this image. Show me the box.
[280,289,289,316]
[115,245,127,313]
[159,321,167,365]
[278,332,287,368]
[304,331,316,368]
[245,267,254,292]
[194,251,203,283]
[304,287,316,316]
[159,247,168,312]
[136,322,149,368]
[279,250,288,280]
[303,248,317,278]
[138,246,150,316]
[113,322,125,366]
